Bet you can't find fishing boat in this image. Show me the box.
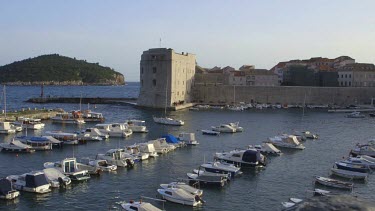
[157,187,204,206]
[153,116,185,126]
[214,149,266,168]
[330,167,368,180]
[14,117,45,130]
[0,122,16,134]
[314,176,353,190]
[95,123,132,137]
[43,168,71,188]
[81,110,105,122]
[266,134,305,150]
[51,111,85,124]
[201,130,220,136]
[6,171,51,193]
[178,133,199,145]
[44,158,91,181]
[160,182,203,196]
[350,141,375,157]
[211,124,236,133]
[228,122,243,132]
[0,139,35,153]
[45,131,80,145]
[248,143,281,155]
[124,120,148,133]
[0,178,20,200]
[17,136,53,151]
[121,200,162,211]
[187,172,228,187]
[200,162,242,178]
[96,149,135,167]
[346,111,365,118]
[80,158,117,172]
[335,161,370,173]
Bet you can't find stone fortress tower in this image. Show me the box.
[137,48,196,108]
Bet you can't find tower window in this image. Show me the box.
[141,67,144,74]
[153,67,157,73]
[153,79,156,86]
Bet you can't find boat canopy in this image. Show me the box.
[25,173,49,188]
[162,135,179,144]
[242,150,261,163]
[43,168,66,180]
[0,178,12,196]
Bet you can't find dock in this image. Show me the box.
[328,108,375,113]
[26,97,137,105]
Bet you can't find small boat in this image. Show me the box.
[153,116,184,126]
[314,176,353,190]
[201,130,220,136]
[302,131,318,139]
[96,149,135,167]
[346,111,365,118]
[81,110,105,122]
[148,139,175,154]
[178,133,199,145]
[138,143,158,157]
[200,162,242,178]
[121,200,162,211]
[214,149,266,168]
[51,112,85,124]
[14,117,45,130]
[313,188,332,196]
[330,167,368,180]
[211,124,236,133]
[0,178,20,200]
[44,158,91,181]
[335,161,370,173]
[124,120,148,133]
[248,143,281,155]
[0,139,35,153]
[17,136,53,151]
[162,135,186,148]
[95,123,132,137]
[281,198,303,210]
[228,122,243,132]
[350,141,375,157]
[0,122,16,134]
[266,134,305,150]
[125,144,150,160]
[343,156,375,169]
[369,113,375,117]
[157,187,203,206]
[80,158,117,172]
[7,171,51,193]
[187,173,228,187]
[45,131,80,145]
[193,169,231,181]
[160,182,203,196]
[43,168,71,188]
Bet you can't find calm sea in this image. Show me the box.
[0,83,374,210]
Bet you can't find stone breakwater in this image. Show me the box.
[0,109,58,121]
[192,84,375,106]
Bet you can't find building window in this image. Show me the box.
[141,67,144,74]
[182,91,184,95]
[141,80,143,86]
[341,82,343,86]
[153,67,157,73]
[344,81,347,86]
[341,75,343,78]
[177,91,179,96]
[153,79,156,86]
[349,82,351,86]
[345,74,347,78]
[349,74,351,78]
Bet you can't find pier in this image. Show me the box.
[26,97,138,105]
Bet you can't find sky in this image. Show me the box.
[0,0,374,81]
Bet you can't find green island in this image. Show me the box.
[0,54,125,85]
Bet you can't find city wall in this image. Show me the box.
[192,84,375,106]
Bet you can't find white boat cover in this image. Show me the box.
[43,168,66,180]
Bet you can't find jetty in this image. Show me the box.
[26,97,137,105]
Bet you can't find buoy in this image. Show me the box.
[16,154,19,157]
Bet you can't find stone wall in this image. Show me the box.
[192,84,375,106]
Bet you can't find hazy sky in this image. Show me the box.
[1,0,374,81]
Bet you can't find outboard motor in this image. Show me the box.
[126,159,134,168]
[58,177,65,187]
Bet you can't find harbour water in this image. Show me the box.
[1,83,374,210]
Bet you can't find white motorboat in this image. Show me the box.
[44,158,91,181]
[147,139,172,154]
[17,136,52,151]
[138,143,158,157]
[330,167,368,181]
[6,171,51,193]
[0,122,16,134]
[95,123,132,137]
[79,128,105,141]
[314,176,353,190]
[0,139,35,153]
[193,169,231,181]
[153,116,184,126]
[96,149,134,167]
[45,131,80,145]
[125,120,148,133]
[211,124,236,133]
[187,172,228,187]
[125,144,149,160]
[228,122,243,132]
[346,111,365,118]
[121,200,162,211]
[80,158,117,172]
[201,130,220,135]
[281,198,303,210]
[266,134,305,150]
[14,117,45,130]
[350,141,375,157]
[51,111,85,124]
[214,149,266,168]
[248,143,282,155]
[302,131,318,139]
[81,110,105,122]
[178,133,199,145]
[157,187,203,207]
[227,105,244,111]
[160,182,203,196]
[200,162,242,178]
[43,168,71,188]
[0,178,20,200]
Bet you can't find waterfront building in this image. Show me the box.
[338,63,375,87]
[137,48,196,108]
